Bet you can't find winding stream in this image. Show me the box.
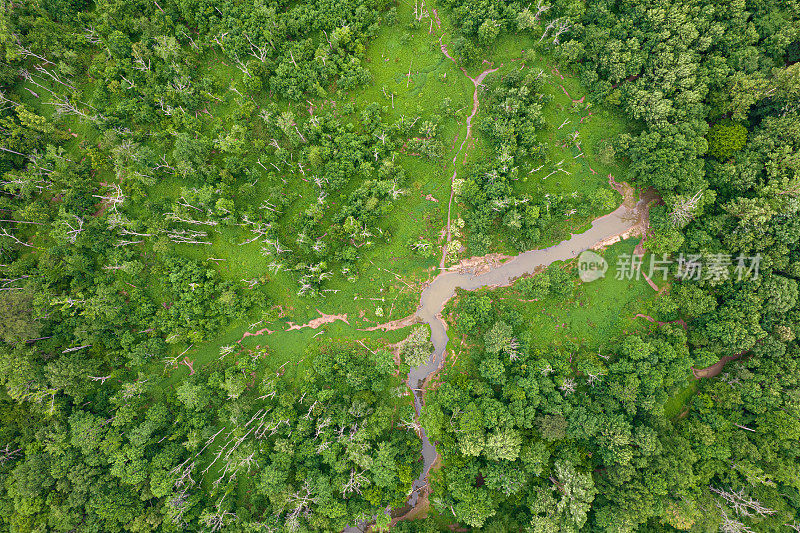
[344,33,648,532]
[406,197,646,507]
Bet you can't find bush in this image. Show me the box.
[707,121,747,160]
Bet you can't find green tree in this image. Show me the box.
[0,290,39,344]
[708,121,747,160]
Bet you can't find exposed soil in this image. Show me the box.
[641,271,661,292]
[593,178,660,252]
[286,310,349,331]
[450,252,512,275]
[358,313,420,332]
[692,351,747,379]
[237,327,276,343]
[390,452,441,527]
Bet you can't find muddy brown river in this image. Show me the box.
[407,198,644,505]
[343,197,644,531]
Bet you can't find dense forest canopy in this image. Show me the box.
[1,0,800,531]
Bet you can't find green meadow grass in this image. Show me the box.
[663,380,699,420]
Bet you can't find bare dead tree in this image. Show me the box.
[219,345,235,359]
[165,212,218,226]
[0,148,31,163]
[717,505,755,533]
[0,89,23,108]
[400,418,421,433]
[538,17,570,44]
[171,462,196,495]
[232,54,252,78]
[165,487,191,525]
[0,444,23,465]
[171,76,192,94]
[151,155,177,175]
[670,190,703,228]
[413,0,430,22]
[211,32,229,52]
[303,400,321,420]
[317,413,335,431]
[245,408,268,429]
[551,18,572,44]
[534,0,551,20]
[342,469,369,496]
[47,96,100,123]
[284,480,318,531]
[33,64,76,91]
[82,26,102,45]
[18,68,61,99]
[559,377,576,394]
[348,422,360,439]
[0,227,35,248]
[229,84,244,99]
[389,181,407,200]
[50,295,85,308]
[244,33,271,61]
[586,372,604,387]
[63,344,91,353]
[261,237,291,255]
[165,229,213,245]
[133,47,151,72]
[13,40,54,65]
[62,215,84,243]
[710,486,776,518]
[507,338,520,361]
[119,379,148,402]
[0,275,30,292]
[203,507,238,532]
[112,238,142,247]
[175,197,207,214]
[381,87,394,109]
[93,183,126,213]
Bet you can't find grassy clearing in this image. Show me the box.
[144,1,640,377]
[663,380,699,419]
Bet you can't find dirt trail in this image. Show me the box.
[438,36,500,271]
